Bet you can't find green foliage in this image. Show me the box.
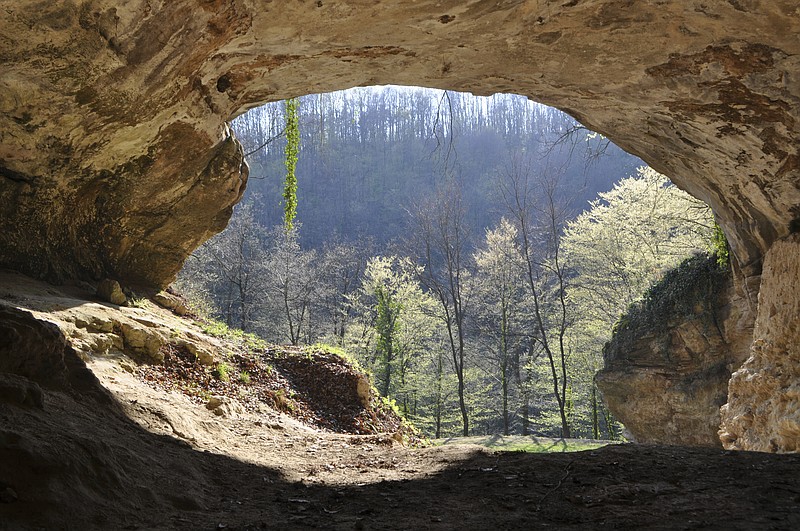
[202,319,231,338]
[128,297,148,309]
[710,222,730,267]
[239,370,251,384]
[610,253,729,343]
[559,167,719,439]
[562,166,717,327]
[215,361,231,382]
[374,284,402,395]
[346,255,438,405]
[283,97,300,231]
[244,333,268,352]
[379,395,403,418]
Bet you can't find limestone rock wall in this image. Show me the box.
[720,234,800,452]
[1,1,799,288]
[596,256,755,447]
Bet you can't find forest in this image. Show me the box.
[176,86,719,440]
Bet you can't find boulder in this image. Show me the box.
[97,279,127,306]
[597,256,754,446]
[153,291,190,316]
[205,395,243,419]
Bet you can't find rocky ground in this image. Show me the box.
[2,271,800,530]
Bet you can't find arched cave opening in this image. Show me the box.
[1,1,799,528]
[172,85,734,446]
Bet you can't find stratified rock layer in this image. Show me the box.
[1,1,800,451]
[597,257,754,447]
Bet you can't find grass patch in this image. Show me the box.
[215,361,231,382]
[433,435,613,453]
[199,319,269,352]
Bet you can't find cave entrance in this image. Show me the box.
[3,4,800,529]
[172,86,722,445]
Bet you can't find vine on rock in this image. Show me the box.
[283,97,300,231]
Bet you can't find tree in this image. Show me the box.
[407,182,473,436]
[500,158,574,439]
[177,201,267,331]
[314,239,373,345]
[406,333,460,438]
[351,256,437,411]
[472,218,527,435]
[231,86,640,250]
[264,226,317,345]
[562,166,716,325]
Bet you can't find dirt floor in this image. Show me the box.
[2,354,799,530]
[2,272,800,530]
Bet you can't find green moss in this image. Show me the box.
[606,253,729,355]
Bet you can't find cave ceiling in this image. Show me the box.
[0,0,798,288]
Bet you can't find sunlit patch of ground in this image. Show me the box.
[434,434,616,453]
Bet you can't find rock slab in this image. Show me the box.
[597,257,754,447]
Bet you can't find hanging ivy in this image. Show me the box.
[283,97,300,231]
[710,222,730,267]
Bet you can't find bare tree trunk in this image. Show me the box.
[501,161,572,439]
[435,348,444,439]
[408,182,472,437]
[501,300,510,436]
[502,369,509,436]
[591,383,599,440]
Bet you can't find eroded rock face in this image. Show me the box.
[720,234,800,452]
[1,1,800,450]
[0,306,72,390]
[596,257,755,447]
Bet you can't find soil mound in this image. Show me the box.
[138,342,414,438]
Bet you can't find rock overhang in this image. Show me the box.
[2,1,798,288]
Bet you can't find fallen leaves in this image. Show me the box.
[136,342,418,439]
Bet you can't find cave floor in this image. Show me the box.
[2,353,800,530]
[1,272,800,530]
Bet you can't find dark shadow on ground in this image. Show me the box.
[1,320,800,530]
